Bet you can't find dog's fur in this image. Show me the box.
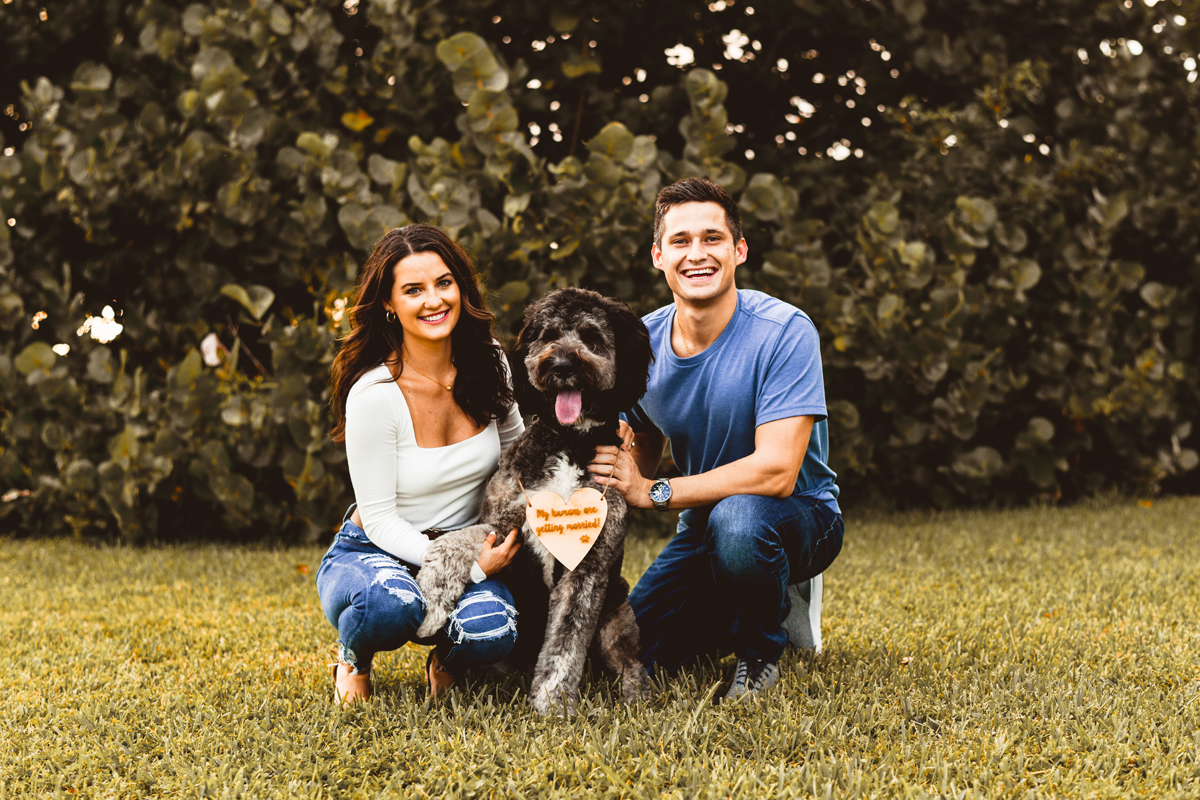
[416,288,654,714]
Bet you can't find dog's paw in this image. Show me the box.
[529,686,577,718]
[414,526,491,639]
[621,666,652,704]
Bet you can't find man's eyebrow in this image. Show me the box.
[400,272,453,289]
[667,227,726,240]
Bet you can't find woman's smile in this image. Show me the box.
[419,309,451,324]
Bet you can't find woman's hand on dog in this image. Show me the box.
[477,529,521,576]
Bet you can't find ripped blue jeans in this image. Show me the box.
[316,514,518,676]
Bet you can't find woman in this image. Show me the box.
[321,224,523,704]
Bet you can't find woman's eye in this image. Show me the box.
[405,287,421,295]
[438,279,453,288]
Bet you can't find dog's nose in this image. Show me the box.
[549,354,576,377]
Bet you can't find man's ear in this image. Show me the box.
[735,237,748,266]
[651,242,664,272]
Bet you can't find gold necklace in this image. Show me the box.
[402,354,455,391]
[675,313,694,357]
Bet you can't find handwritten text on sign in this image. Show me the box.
[524,487,607,570]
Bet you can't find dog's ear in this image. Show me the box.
[606,298,653,411]
[509,303,545,416]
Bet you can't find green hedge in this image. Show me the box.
[2,0,1197,540]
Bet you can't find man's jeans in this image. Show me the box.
[629,493,844,672]
[316,515,518,675]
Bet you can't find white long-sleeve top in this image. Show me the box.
[344,363,524,569]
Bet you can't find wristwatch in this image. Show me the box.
[649,478,672,511]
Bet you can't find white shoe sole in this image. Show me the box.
[783,573,823,653]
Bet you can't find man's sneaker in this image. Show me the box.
[723,658,780,702]
[782,573,823,653]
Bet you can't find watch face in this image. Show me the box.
[650,480,670,504]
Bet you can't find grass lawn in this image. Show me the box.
[2,496,1199,798]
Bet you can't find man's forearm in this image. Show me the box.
[631,430,666,480]
[653,452,800,509]
[626,416,814,510]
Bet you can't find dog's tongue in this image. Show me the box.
[555,390,583,425]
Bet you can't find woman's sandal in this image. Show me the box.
[331,661,372,706]
[426,649,456,698]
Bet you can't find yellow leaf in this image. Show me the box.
[341,110,375,132]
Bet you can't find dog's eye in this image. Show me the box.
[580,328,607,349]
[542,327,560,342]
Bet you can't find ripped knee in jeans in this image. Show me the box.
[447,591,518,645]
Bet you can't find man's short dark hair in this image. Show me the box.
[653,177,743,248]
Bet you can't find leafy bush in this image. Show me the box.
[2,0,1197,540]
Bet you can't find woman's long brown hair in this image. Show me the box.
[329,224,513,442]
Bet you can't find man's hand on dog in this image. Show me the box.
[477,528,522,575]
[590,421,653,509]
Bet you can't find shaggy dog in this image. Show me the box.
[415,288,653,714]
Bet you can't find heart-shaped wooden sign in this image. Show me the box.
[524,487,608,571]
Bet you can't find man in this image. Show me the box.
[590,177,843,700]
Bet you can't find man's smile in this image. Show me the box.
[680,266,717,281]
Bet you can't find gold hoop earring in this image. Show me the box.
[385,311,397,323]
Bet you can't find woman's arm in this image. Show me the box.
[344,379,433,564]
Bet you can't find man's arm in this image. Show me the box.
[591,415,814,510]
[629,424,667,482]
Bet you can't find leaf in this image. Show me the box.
[1013,259,1042,292]
[1027,417,1054,442]
[15,342,56,376]
[562,49,602,79]
[1139,281,1176,310]
[624,136,658,170]
[341,110,375,132]
[952,446,1005,481]
[955,196,997,233]
[587,122,635,162]
[866,201,900,235]
[87,348,116,383]
[210,471,254,516]
[268,5,292,35]
[477,208,501,237]
[191,47,236,81]
[221,396,248,426]
[495,280,531,309]
[220,283,275,320]
[296,131,332,158]
[437,33,507,101]
[549,10,580,32]
[367,153,405,186]
[70,62,113,92]
[108,426,140,466]
[877,293,904,323]
[182,4,210,36]
[897,241,927,270]
[503,193,531,218]
[435,32,491,71]
[740,173,787,222]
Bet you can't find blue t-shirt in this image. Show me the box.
[624,290,841,530]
